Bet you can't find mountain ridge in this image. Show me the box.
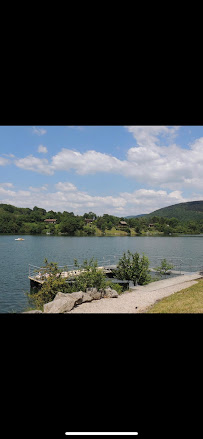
[126,201,203,222]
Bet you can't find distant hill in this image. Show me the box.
[125,214,147,219]
[145,200,203,222]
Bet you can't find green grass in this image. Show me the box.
[147,279,203,313]
[104,227,128,236]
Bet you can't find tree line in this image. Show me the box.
[1,203,203,235]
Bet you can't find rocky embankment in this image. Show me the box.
[24,287,119,314]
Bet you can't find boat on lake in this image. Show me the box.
[15,238,25,241]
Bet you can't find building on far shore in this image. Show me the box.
[85,218,94,224]
[119,220,128,226]
[44,219,57,224]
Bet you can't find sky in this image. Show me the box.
[0,125,203,216]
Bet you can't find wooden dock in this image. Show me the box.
[28,256,202,288]
[28,263,117,288]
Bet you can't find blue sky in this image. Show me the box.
[0,125,203,216]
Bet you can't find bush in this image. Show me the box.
[27,259,67,310]
[154,259,174,276]
[116,250,151,286]
[70,258,106,291]
[27,258,107,310]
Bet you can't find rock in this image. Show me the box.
[54,292,66,300]
[103,288,119,298]
[68,291,84,305]
[44,295,75,313]
[23,310,43,313]
[99,288,105,297]
[109,289,119,298]
[82,292,93,303]
[86,287,101,300]
[54,291,84,306]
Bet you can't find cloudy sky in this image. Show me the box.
[0,125,203,216]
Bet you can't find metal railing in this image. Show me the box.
[29,255,203,280]
[28,259,112,280]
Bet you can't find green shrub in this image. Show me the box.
[104,280,123,294]
[116,251,151,286]
[70,258,106,291]
[27,259,67,310]
[154,258,174,276]
[27,258,107,310]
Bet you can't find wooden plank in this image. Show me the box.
[28,276,44,284]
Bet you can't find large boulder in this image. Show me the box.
[102,287,119,298]
[54,292,66,300]
[82,293,94,303]
[54,291,84,306]
[68,291,84,305]
[86,287,102,300]
[44,295,75,313]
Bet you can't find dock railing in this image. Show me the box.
[29,255,203,283]
[28,259,112,282]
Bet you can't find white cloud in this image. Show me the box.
[125,126,180,147]
[14,155,54,175]
[38,145,48,154]
[55,182,77,191]
[0,181,198,216]
[32,127,47,136]
[0,157,10,166]
[51,148,127,175]
[29,185,48,192]
[120,189,187,213]
[11,128,203,193]
[0,186,17,197]
[0,182,14,188]
[2,153,15,158]
[49,141,203,191]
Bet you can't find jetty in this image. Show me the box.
[28,255,203,288]
[28,261,116,288]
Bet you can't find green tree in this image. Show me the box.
[59,216,83,235]
[27,258,107,310]
[154,259,174,276]
[83,212,97,219]
[83,225,96,235]
[135,225,142,234]
[28,259,67,309]
[101,223,106,233]
[116,251,151,286]
[72,258,106,291]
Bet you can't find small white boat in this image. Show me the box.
[15,238,25,241]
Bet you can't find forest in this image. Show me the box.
[1,203,203,235]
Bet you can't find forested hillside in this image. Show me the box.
[0,204,126,235]
[1,202,203,235]
[145,201,203,222]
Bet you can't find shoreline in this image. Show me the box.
[68,273,203,313]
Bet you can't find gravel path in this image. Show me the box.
[69,273,202,313]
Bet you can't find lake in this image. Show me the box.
[1,234,203,313]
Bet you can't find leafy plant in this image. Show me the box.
[115,251,151,286]
[154,258,174,276]
[27,257,107,310]
[28,259,68,309]
[71,258,106,291]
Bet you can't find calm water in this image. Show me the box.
[1,234,203,313]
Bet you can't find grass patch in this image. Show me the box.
[104,227,128,236]
[147,279,203,313]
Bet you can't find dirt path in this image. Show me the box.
[69,273,202,313]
